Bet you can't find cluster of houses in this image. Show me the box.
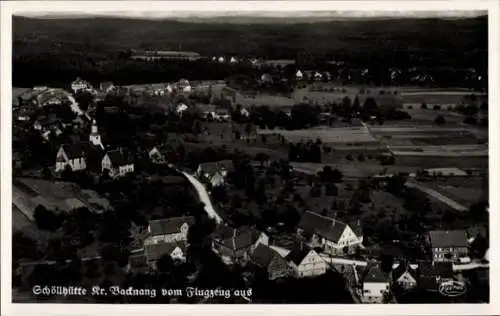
[55,119,135,178]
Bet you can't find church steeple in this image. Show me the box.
[89,119,104,149]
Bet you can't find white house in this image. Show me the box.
[296,70,303,80]
[285,246,327,278]
[313,72,323,80]
[144,216,195,246]
[218,56,225,63]
[176,103,189,115]
[55,143,88,172]
[101,149,135,178]
[165,84,173,94]
[297,211,363,255]
[196,160,234,187]
[177,79,192,93]
[360,263,390,303]
[239,108,250,117]
[392,262,418,290]
[230,56,238,63]
[71,77,91,93]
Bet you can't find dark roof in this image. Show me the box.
[145,241,187,262]
[100,82,114,90]
[214,226,263,251]
[298,211,360,243]
[362,263,388,283]
[129,254,149,269]
[62,142,90,160]
[392,262,417,281]
[418,261,453,279]
[106,149,134,166]
[198,160,234,175]
[429,230,468,248]
[148,216,195,236]
[285,245,313,265]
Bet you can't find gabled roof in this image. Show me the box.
[251,244,285,268]
[298,210,360,243]
[148,216,195,236]
[145,241,187,262]
[100,81,114,91]
[285,245,314,266]
[392,261,418,281]
[105,149,134,166]
[214,226,264,251]
[429,230,468,248]
[61,142,90,160]
[198,160,234,175]
[362,263,388,283]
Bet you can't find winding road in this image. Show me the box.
[181,171,222,224]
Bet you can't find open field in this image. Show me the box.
[394,155,488,169]
[259,126,378,144]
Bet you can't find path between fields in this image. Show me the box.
[406,180,468,211]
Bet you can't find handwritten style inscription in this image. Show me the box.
[32,285,253,301]
[438,280,467,297]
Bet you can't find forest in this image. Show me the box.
[12,15,488,87]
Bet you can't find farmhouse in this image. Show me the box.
[392,261,418,290]
[99,81,115,93]
[71,77,91,93]
[211,226,269,265]
[428,230,469,262]
[145,241,188,269]
[101,148,135,178]
[360,263,390,304]
[196,160,234,187]
[424,167,468,177]
[296,70,304,80]
[250,244,290,280]
[285,245,327,278]
[144,216,195,246]
[297,211,363,255]
[55,142,88,172]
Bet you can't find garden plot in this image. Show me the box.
[259,126,379,144]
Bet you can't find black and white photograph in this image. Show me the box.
[1,0,498,314]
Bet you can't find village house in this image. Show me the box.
[296,211,364,256]
[391,261,418,290]
[285,245,327,278]
[359,263,390,304]
[176,79,192,93]
[55,143,89,172]
[196,160,234,187]
[249,244,290,280]
[211,226,269,265]
[145,241,188,269]
[99,81,115,94]
[176,103,189,115]
[144,216,195,246]
[428,230,469,262]
[71,77,91,93]
[230,56,238,63]
[101,148,135,178]
[296,70,304,80]
[217,56,226,63]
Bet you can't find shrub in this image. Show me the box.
[433,105,441,110]
[421,102,428,109]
